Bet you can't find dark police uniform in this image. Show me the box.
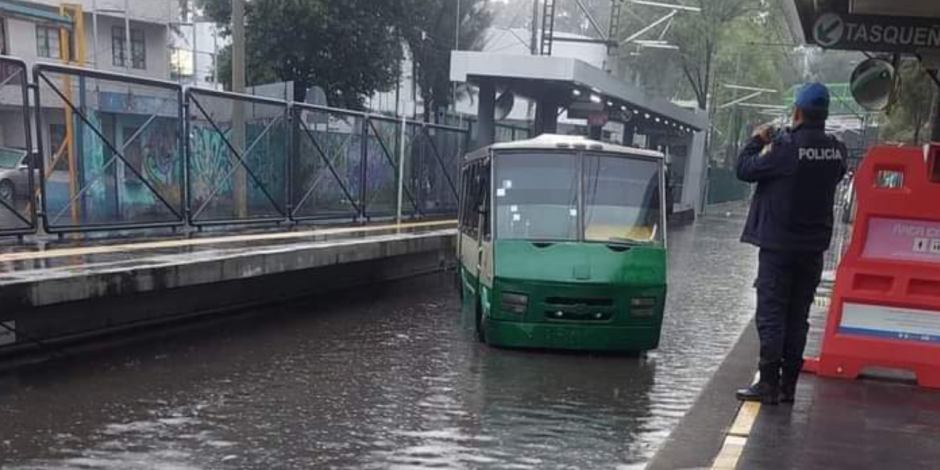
[737,122,847,400]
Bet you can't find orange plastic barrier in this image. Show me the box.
[806,144,940,388]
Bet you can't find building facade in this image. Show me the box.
[0,0,180,223]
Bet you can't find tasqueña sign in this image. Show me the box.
[813,12,940,52]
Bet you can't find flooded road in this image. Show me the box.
[0,213,757,470]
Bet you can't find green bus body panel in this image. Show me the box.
[493,240,665,286]
[477,240,668,352]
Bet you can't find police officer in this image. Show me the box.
[735,82,847,405]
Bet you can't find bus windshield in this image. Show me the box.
[495,152,580,241]
[583,154,662,244]
[494,151,662,244]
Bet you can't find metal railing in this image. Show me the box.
[186,88,289,226]
[290,104,365,221]
[0,55,493,237]
[33,63,186,233]
[824,172,859,277]
[0,57,37,236]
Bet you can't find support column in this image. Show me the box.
[476,79,496,148]
[622,121,636,147]
[588,124,602,140]
[534,95,558,136]
[682,129,708,214]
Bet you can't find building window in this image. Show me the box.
[36,25,60,59]
[112,26,146,69]
[49,124,69,172]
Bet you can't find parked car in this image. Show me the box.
[0,148,38,204]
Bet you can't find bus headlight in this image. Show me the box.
[630,297,657,317]
[500,292,529,314]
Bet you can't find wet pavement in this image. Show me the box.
[0,212,759,470]
[737,372,940,470]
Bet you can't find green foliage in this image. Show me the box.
[199,0,490,115]
[708,10,790,165]
[551,0,610,37]
[199,0,406,109]
[882,60,937,145]
[617,0,796,165]
[672,0,753,110]
[401,0,492,121]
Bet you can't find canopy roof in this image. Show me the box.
[450,51,708,132]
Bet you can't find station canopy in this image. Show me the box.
[785,0,940,53]
[450,51,708,133]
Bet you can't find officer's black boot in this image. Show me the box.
[735,365,780,405]
[780,367,800,404]
[735,382,780,405]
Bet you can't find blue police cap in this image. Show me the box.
[795,82,830,112]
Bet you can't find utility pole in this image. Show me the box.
[232,0,247,217]
[92,0,99,67]
[530,0,539,55]
[213,26,219,86]
[232,0,245,94]
[452,0,461,124]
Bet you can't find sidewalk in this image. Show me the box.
[648,301,940,470]
[735,372,940,470]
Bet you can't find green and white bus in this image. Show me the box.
[457,134,668,352]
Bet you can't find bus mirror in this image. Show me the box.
[850,58,896,111]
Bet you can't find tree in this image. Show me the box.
[707,10,791,166]
[667,0,751,110]
[550,0,610,37]
[882,60,937,145]
[199,0,406,109]
[616,0,794,167]
[401,0,492,122]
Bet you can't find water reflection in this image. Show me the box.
[0,213,757,470]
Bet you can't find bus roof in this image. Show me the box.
[466,134,666,161]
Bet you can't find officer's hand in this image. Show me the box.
[752,125,773,144]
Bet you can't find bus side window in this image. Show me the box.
[460,163,476,236]
[466,163,480,238]
[479,161,491,240]
[473,163,483,238]
[459,165,470,233]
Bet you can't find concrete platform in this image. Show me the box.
[648,297,940,470]
[0,221,457,359]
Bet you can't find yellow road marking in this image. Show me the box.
[728,401,761,437]
[0,220,457,263]
[712,435,748,470]
[711,374,762,470]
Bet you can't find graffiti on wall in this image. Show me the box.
[188,118,287,218]
[190,123,233,211]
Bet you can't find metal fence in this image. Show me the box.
[706,166,749,204]
[0,56,489,236]
[33,64,186,233]
[824,162,862,276]
[186,88,288,226]
[0,57,36,236]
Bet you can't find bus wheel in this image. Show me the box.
[475,300,487,344]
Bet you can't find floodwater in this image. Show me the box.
[0,212,758,470]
